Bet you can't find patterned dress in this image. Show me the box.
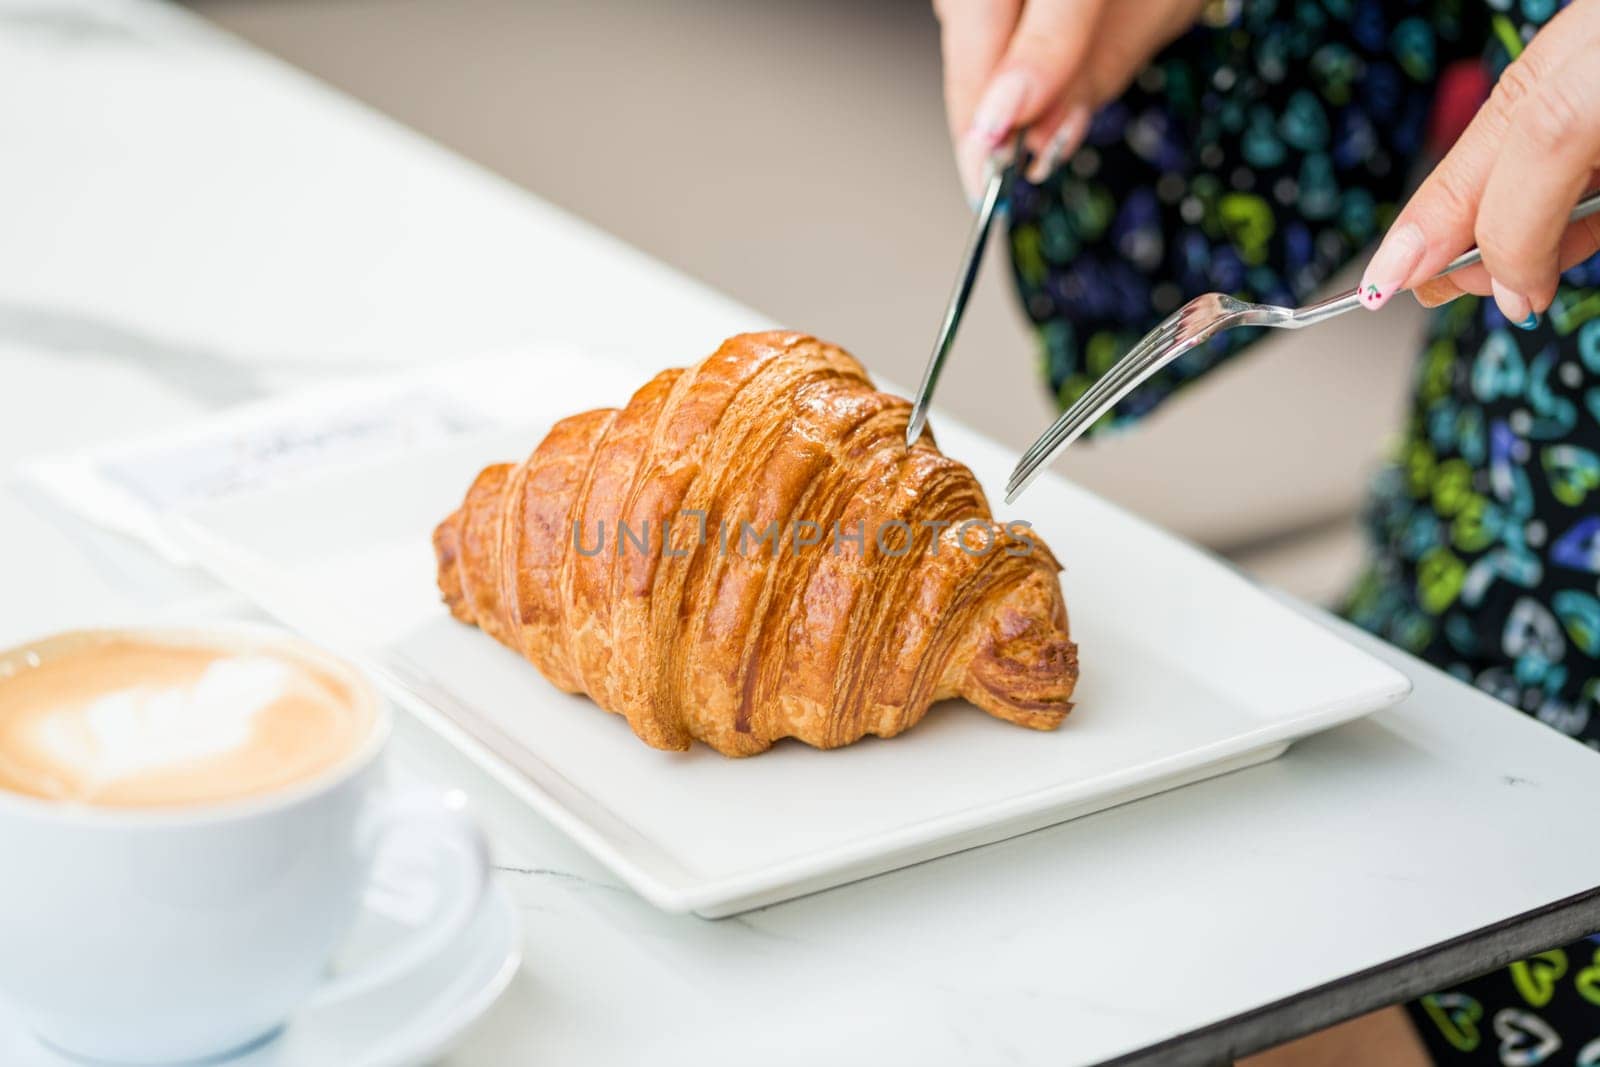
[1005,1,1600,1063]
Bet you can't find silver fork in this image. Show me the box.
[1003,190,1600,504]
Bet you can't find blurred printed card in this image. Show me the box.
[16,345,634,561]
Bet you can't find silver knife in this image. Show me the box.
[905,130,1026,447]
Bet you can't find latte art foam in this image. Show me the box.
[0,633,372,808]
[34,656,300,788]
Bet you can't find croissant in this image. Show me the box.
[433,331,1077,757]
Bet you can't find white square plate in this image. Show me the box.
[134,350,1408,917]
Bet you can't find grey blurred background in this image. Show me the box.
[183,0,1433,602]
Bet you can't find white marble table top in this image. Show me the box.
[5,3,1600,1065]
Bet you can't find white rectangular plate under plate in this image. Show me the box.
[72,348,1408,917]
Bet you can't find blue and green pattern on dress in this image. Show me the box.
[1005,4,1600,1058]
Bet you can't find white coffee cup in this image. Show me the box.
[0,625,490,1064]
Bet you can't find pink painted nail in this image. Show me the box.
[958,127,991,205]
[968,70,1029,148]
[1027,105,1091,183]
[1358,222,1426,310]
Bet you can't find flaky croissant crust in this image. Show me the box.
[434,331,1076,756]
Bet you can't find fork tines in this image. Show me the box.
[1004,306,1193,502]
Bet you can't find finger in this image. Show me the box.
[1473,47,1600,324]
[1018,0,1113,182]
[1406,172,1599,303]
[1412,275,1467,308]
[978,0,1104,145]
[1022,1,1196,182]
[1412,215,1600,310]
[935,0,1022,198]
[1025,100,1090,181]
[1075,0,1198,104]
[1356,18,1590,311]
[935,0,1022,143]
[1414,261,1487,308]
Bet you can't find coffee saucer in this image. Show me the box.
[0,879,521,1067]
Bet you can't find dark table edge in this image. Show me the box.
[1095,884,1600,1067]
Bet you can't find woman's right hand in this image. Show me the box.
[935,0,1206,198]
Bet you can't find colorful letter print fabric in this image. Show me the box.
[1006,2,1600,1063]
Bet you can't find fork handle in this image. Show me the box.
[1291,189,1600,328]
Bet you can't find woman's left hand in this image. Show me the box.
[1358,0,1600,325]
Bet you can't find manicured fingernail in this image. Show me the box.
[1491,278,1534,328]
[958,128,990,204]
[1026,105,1090,183]
[968,70,1029,148]
[1358,222,1426,310]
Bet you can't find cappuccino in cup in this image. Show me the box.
[0,626,488,1064]
[0,631,375,808]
